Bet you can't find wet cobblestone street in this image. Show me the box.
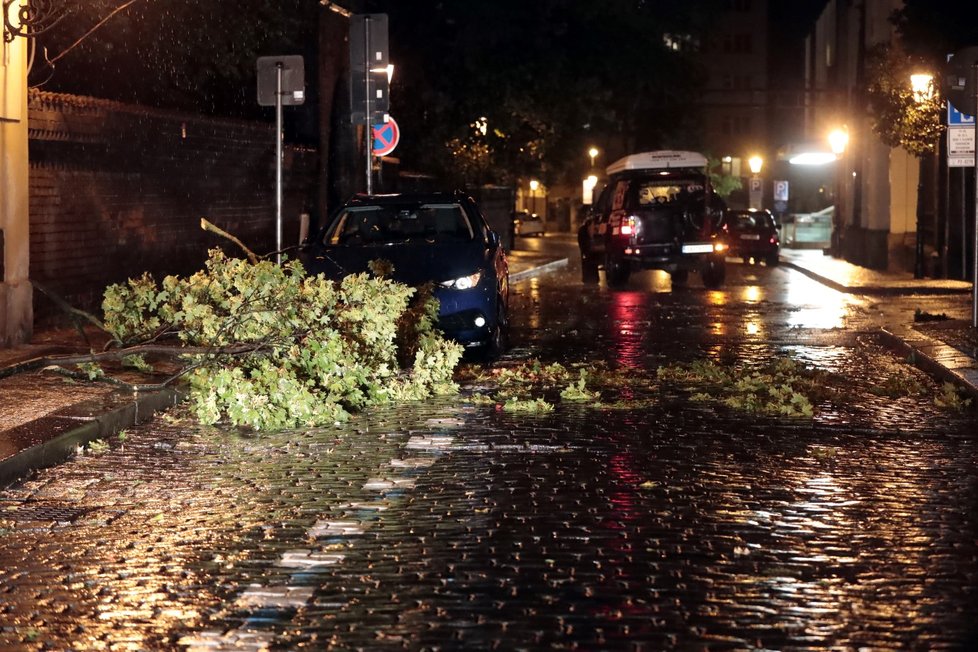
[2,253,978,650]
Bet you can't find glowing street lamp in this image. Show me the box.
[910,72,935,103]
[828,127,849,156]
[748,155,763,175]
[588,147,599,168]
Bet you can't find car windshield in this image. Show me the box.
[325,203,476,245]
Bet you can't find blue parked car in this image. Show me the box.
[300,192,509,357]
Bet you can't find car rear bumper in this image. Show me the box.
[618,242,720,272]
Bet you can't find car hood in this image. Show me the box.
[301,240,490,286]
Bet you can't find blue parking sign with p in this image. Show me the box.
[949,103,976,125]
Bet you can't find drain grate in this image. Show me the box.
[2,502,97,523]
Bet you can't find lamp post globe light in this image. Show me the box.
[529,179,539,216]
[588,147,599,169]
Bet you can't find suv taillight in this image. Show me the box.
[620,215,639,236]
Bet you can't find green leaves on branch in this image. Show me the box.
[865,43,944,157]
[101,249,463,431]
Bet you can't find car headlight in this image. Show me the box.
[440,271,482,290]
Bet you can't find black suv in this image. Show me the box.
[578,151,727,288]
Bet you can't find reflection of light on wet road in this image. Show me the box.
[785,276,850,330]
[742,285,763,303]
[610,291,647,368]
[525,278,542,330]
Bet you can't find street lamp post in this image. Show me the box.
[529,179,539,216]
[748,155,763,209]
[911,72,935,279]
[828,127,849,257]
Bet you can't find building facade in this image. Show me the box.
[806,0,930,273]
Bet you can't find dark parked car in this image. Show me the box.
[578,151,727,289]
[720,208,780,266]
[300,192,509,357]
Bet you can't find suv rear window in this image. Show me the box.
[633,180,705,208]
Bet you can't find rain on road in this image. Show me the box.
[2,237,977,650]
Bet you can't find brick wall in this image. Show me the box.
[28,91,317,318]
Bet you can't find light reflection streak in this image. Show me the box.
[526,278,542,330]
[742,285,762,303]
[785,276,849,330]
[609,291,647,369]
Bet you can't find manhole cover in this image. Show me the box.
[2,502,96,523]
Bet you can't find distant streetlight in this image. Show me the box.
[529,179,539,215]
[588,147,599,168]
[748,155,763,175]
[828,127,849,156]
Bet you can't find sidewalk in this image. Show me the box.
[779,248,978,404]
[1,246,974,488]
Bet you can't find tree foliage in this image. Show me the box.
[101,249,463,430]
[864,43,943,157]
[32,0,318,116]
[375,0,720,186]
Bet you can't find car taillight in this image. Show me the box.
[620,216,638,236]
[770,236,778,244]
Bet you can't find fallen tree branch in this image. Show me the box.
[201,218,260,264]
[0,342,265,379]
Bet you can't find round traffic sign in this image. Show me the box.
[372,117,400,157]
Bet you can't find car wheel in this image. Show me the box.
[766,253,780,267]
[702,258,726,289]
[485,297,509,360]
[605,255,631,288]
[670,269,689,287]
[581,252,599,284]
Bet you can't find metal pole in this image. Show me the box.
[914,156,926,278]
[942,131,950,278]
[364,16,373,195]
[275,63,283,265]
[972,63,978,327]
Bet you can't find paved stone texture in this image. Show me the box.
[2,251,978,650]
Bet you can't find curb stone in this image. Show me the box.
[0,387,183,489]
[877,327,978,403]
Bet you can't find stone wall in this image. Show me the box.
[28,91,317,319]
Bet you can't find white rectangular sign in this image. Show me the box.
[948,125,975,167]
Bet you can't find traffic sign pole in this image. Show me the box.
[363,16,373,195]
[276,63,283,265]
[973,62,978,328]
